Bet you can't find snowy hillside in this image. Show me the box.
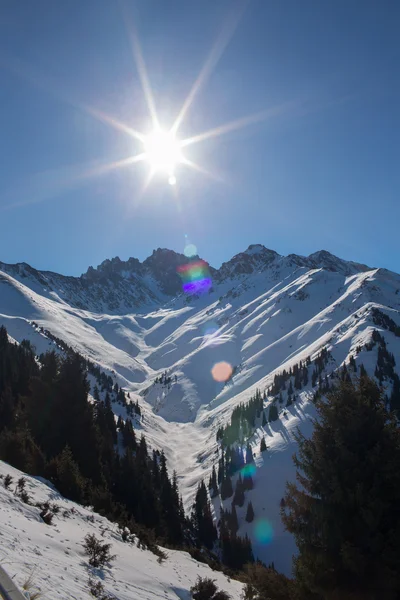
[1,245,400,575]
[0,461,243,600]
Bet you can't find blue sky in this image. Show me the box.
[0,0,398,275]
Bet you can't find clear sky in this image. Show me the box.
[0,0,398,276]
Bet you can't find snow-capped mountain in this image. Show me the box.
[1,245,400,576]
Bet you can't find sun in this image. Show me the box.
[144,129,182,185]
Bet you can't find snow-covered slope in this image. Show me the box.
[1,245,400,575]
[0,461,243,600]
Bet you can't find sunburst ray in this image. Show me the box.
[121,4,159,129]
[181,101,297,148]
[171,0,249,135]
[180,157,225,184]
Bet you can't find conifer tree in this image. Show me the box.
[232,474,245,507]
[262,411,267,427]
[51,445,85,502]
[245,500,254,523]
[282,377,400,598]
[230,503,239,534]
[192,480,217,549]
[268,404,278,422]
[220,474,233,500]
[208,465,218,497]
[243,473,253,491]
[260,437,267,452]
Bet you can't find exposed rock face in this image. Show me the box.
[0,246,373,313]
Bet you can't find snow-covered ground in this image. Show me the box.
[1,245,400,576]
[0,461,243,600]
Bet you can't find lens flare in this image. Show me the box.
[254,519,274,545]
[184,243,198,257]
[211,361,233,382]
[178,260,212,295]
[241,463,257,477]
[203,321,219,336]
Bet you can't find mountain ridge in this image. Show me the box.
[0,245,382,314]
[1,244,400,574]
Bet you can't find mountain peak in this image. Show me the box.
[215,245,279,281]
[307,250,371,275]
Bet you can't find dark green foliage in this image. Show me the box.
[245,501,254,523]
[191,480,217,549]
[390,374,400,414]
[83,533,115,568]
[348,355,357,372]
[220,475,233,500]
[243,563,296,600]
[262,411,267,427]
[0,427,45,474]
[260,437,267,452]
[232,474,245,507]
[190,577,230,600]
[220,527,254,571]
[208,465,219,497]
[217,390,263,446]
[268,404,278,423]
[372,308,400,337]
[0,326,186,549]
[243,473,253,491]
[49,445,86,502]
[282,377,400,599]
[3,473,12,489]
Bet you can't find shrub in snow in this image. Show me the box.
[88,577,111,599]
[40,508,54,525]
[190,577,230,600]
[83,533,115,568]
[3,473,13,489]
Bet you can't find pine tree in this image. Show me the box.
[232,474,245,507]
[230,503,239,534]
[245,500,254,523]
[243,473,253,491]
[208,465,218,497]
[260,437,267,452]
[220,475,233,500]
[282,377,400,598]
[192,481,217,549]
[51,445,85,502]
[390,374,400,414]
[268,404,278,422]
[262,411,267,427]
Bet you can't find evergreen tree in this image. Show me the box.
[245,501,254,523]
[390,374,400,414]
[245,443,253,464]
[243,473,254,491]
[268,404,278,422]
[232,474,245,507]
[260,437,267,452]
[230,503,239,534]
[0,427,45,474]
[220,475,233,500]
[208,465,219,497]
[282,377,400,598]
[192,481,217,549]
[50,445,85,502]
[262,411,267,427]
